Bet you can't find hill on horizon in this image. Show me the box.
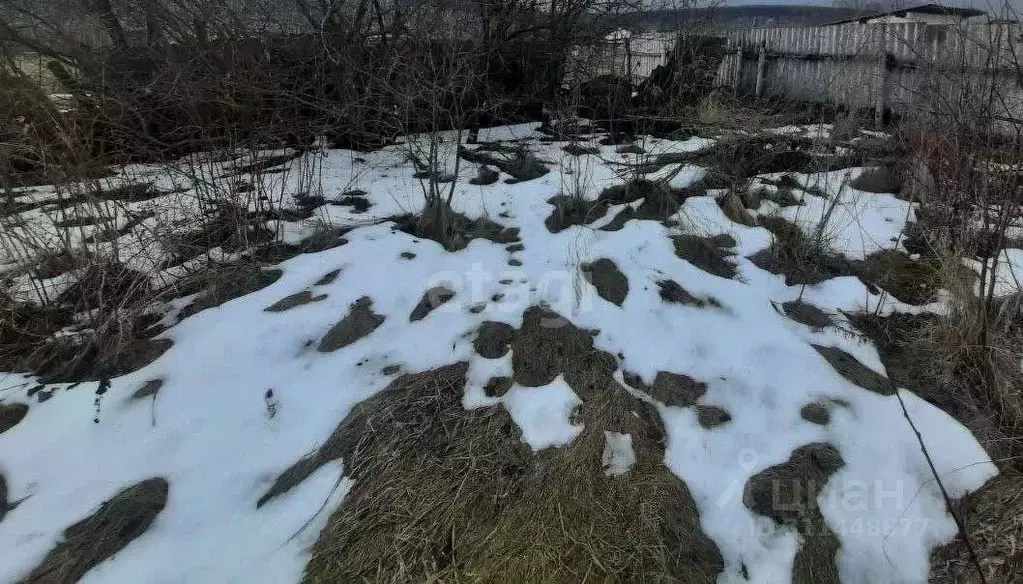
[610,4,871,30]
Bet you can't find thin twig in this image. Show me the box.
[893,385,989,584]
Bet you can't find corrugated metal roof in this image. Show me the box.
[826,3,985,26]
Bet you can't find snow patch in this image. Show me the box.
[602,431,636,476]
[502,376,583,450]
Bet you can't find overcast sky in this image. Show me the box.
[720,0,1022,11]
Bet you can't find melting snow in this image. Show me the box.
[502,376,583,450]
[602,431,636,476]
[0,123,997,583]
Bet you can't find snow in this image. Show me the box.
[503,377,583,450]
[464,356,584,450]
[766,124,833,140]
[463,352,514,409]
[647,162,707,189]
[752,168,919,260]
[821,389,996,583]
[965,248,1023,298]
[0,125,997,584]
[602,431,636,476]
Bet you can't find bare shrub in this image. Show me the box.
[889,59,1023,577]
[829,113,861,143]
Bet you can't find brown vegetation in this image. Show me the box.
[24,478,169,584]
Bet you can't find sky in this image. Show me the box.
[721,0,1022,11]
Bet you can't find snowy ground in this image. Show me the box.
[0,123,1000,583]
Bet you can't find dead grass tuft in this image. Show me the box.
[830,115,861,143]
[0,283,171,384]
[691,137,857,191]
[799,403,831,425]
[656,279,722,309]
[581,258,629,307]
[748,216,853,286]
[0,402,29,434]
[469,166,500,186]
[159,203,275,266]
[318,296,385,352]
[264,290,327,313]
[24,477,169,584]
[811,344,895,396]
[174,265,283,320]
[719,191,755,226]
[473,321,517,359]
[673,234,738,280]
[544,195,611,233]
[744,443,844,582]
[696,405,732,428]
[506,306,613,392]
[0,291,72,373]
[56,260,151,311]
[849,166,901,194]
[37,337,172,385]
[601,179,688,221]
[394,206,520,252]
[459,144,549,183]
[782,300,834,330]
[409,286,456,322]
[931,471,1023,583]
[855,250,940,305]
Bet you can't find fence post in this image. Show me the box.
[875,23,889,128]
[734,45,744,94]
[755,41,767,98]
[716,39,731,88]
[625,35,633,84]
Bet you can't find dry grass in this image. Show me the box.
[849,166,901,194]
[930,249,1023,433]
[0,104,343,382]
[0,402,29,434]
[581,258,629,306]
[260,308,725,582]
[747,216,852,286]
[856,249,941,306]
[719,191,755,226]
[303,362,722,583]
[913,303,1023,583]
[694,91,760,132]
[672,234,738,280]
[394,207,521,252]
[744,443,845,582]
[932,472,1023,583]
[829,114,861,143]
[10,52,62,94]
[781,300,834,330]
[24,478,168,584]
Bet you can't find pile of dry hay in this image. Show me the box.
[263,307,724,582]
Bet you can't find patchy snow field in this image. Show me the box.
[0,123,998,583]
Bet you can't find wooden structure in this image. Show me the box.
[715,21,1023,130]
